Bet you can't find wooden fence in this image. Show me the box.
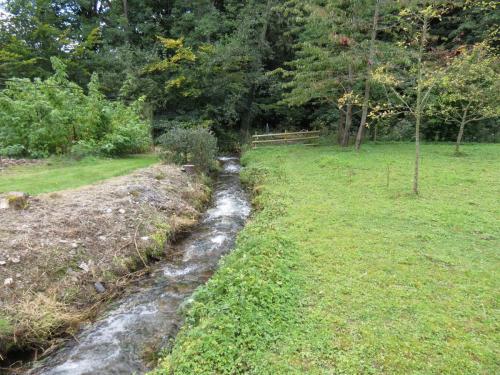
[251,130,320,148]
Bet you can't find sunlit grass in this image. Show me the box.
[162,143,499,374]
[0,154,158,195]
[244,143,499,374]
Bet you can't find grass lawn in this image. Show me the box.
[0,154,158,195]
[158,143,499,374]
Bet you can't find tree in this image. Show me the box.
[430,42,500,154]
[0,0,72,81]
[373,3,443,194]
[354,0,381,151]
[279,0,376,146]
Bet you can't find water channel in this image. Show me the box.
[30,157,250,375]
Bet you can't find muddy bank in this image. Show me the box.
[0,163,210,365]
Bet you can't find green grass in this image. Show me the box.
[0,154,158,195]
[156,143,499,374]
[0,318,10,335]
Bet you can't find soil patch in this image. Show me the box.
[0,163,210,364]
[0,159,43,172]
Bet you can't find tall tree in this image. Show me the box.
[354,0,381,151]
[279,0,374,146]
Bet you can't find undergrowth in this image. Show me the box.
[151,163,304,374]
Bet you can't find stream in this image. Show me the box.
[29,157,250,375]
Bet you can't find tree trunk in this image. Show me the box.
[240,0,272,142]
[341,63,354,147]
[455,108,467,154]
[240,85,255,142]
[122,0,129,24]
[413,15,428,195]
[355,0,380,151]
[165,0,173,16]
[337,108,345,145]
[414,107,421,195]
[213,0,224,11]
[259,0,273,49]
[342,102,353,147]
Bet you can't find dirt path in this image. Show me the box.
[0,163,210,363]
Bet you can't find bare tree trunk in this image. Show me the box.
[260,0,272,45]
[240,0,273,142]
[413,15,428,195]
[343,101,353,147]
[240,85,255,142]
[122,0,129,24]
[337,108,345,145]
[355,0,380,151]
[455,108,467,154]
[165,0,173,16]
[414,106,421,195]
[342,63,354,147]
[213,0,224,11]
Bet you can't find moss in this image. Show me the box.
[7,194,29,209]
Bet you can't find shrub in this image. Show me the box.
[158,127,218,172]
[99,103,151,156]
[0,57,151,158]
[70,140,99,160]
[0,144,26,158]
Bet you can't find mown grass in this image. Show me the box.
[154,143,499,374]
[0,154,158,195]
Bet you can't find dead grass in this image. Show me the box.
[0,163,211,363]
[6,293,83,351]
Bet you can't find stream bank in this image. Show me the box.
[0,163,210,371]
[27,157,250,374]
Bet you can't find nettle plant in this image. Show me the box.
[0,57,151,158]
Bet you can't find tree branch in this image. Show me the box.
[388,85,413,114]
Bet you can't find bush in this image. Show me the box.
[158,127,218,172]
[99,102,151,156]
[0,144,26,158]
[0,57,151,158]
[70,140,99,160]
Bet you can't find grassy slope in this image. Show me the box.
[157,143,499,374]
[0,155,158,195]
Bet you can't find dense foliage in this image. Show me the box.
[1,0,497,150]
[158,127,218,172]
[0,58,151,158]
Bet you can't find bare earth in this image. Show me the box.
[0,163,209,358]
[0,158,44,172]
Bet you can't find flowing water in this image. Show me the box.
[30,157,250,375]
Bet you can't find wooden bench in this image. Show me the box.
[251,130,320,148]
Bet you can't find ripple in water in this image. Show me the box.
[30,157,250,375]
